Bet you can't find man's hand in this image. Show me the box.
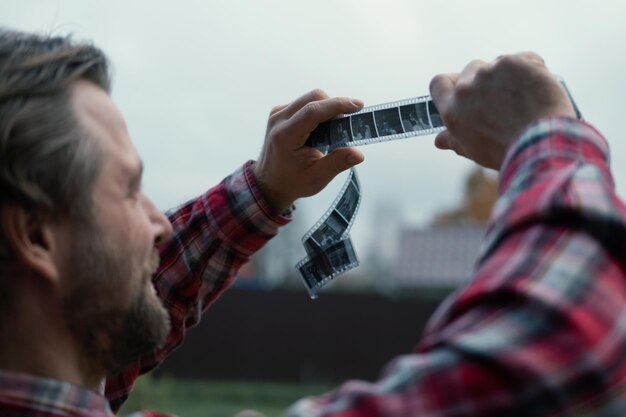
[429,52,577,170]
[253,89,365,213]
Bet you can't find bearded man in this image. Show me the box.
[0,29,364,416]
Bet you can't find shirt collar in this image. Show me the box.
[0,369,112,416]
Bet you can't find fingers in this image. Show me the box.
[269,103,288,116]
[434,130,465,158]
[492,52,548,76]
[430,51,560,170]
[434,130,452,150]
[277,96,364,146]
[310,147,364,188]
[429,73,458,117]
[512,51,545,66]
[457,59,487,86]
[496,51,544,64]
[277,88,329,120]
[434,130,460,154]
[256,90,366,209]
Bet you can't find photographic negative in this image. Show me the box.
[307,120,331,149]
[329,118,353,146]
[374,108,404,136]
[302,170,359,259]
[300,258,325,287]
[351,174,361,192]
[350,112,378,140]
[400,102,431,132]
[305,95,446,152]
[428,100,444,128]
[326,238,357,269]
[298,237,359,298]
[310,211,348,247]
[303,235,322,255]
[304,217,343,255]
[297,168,361,298]
[335,181,359,222]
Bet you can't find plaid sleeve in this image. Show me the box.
[284,117,626,417]
[105,161,291,412]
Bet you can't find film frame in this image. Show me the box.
[305,78,581,154]
[297,168,361,299]
[305,94,446,153]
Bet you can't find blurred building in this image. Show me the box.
[393,224,486,288]
[433,166,498,226]
[392,166,499,289]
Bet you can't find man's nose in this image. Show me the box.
[143,194,173,245]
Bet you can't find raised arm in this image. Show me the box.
[283,53,626,417]
[105,90,365,412]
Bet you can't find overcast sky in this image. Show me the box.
[2,0,626,258]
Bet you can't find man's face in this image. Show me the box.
[63,80,173,375]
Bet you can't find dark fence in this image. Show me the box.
[154,288,447,384]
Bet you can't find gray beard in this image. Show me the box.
[62,225,170,379]
[73,290,170,376]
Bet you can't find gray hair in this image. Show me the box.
[0,29,111,260]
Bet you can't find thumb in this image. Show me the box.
[312,147,364,185]
[434,130,453,150]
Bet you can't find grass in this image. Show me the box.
[118,375,335,417]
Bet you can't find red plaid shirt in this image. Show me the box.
[2,117,626,417]
[0,161,290,417]
[285,117,626,416]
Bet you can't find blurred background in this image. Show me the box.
[2,1,625,415]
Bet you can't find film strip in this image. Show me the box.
[297,80,582,298]
[297,94,444,299]
[297,168,361,299]
[305,94,445,153]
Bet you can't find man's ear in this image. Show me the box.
[0,205,62,284]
